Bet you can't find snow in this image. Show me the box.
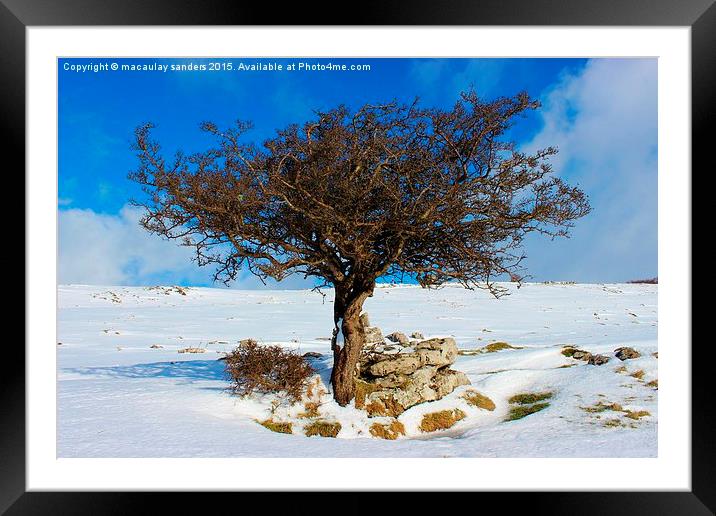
[335,317,344,349]
[57,282,657,457]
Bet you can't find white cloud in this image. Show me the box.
[58,204,314,289]
[521,59,658,282]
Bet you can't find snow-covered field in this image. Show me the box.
[57,282,657,457]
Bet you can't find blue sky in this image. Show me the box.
[58,57,657,287]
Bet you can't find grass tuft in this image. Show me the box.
[508,391,553,405]
[419,409,466,432]
[629,369,646,380]
[462,391,496,411]
[304,420,342,438]
[258,419,292,434]
[297,402,320,419]
[624,410,650,420]
[369,420,406,440]
[506,402,550,421]
[483,341,522,352]
[582,401,623,413]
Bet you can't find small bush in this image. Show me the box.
[224,340,314,402]
[508,391,553,405]
[304,420,342,438]
[462,391,496,411]
[419,409,466,432]
[506,402,550,421]
[646,379,658,389]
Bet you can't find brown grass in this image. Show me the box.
[298,402,320,418]
[614,365,628,374]
[462,391,496,411]
[304,420,342,438]
[354,379,380,410]
[630,369,646,380]
[603,418,623,428]
[624,410,651,420]
[258,419,292,434]
[646,379,658,389]
[419,409,466,432]
[582,401,624,413]
[369,420,406,440]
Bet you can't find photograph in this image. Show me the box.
[56,56,658,458]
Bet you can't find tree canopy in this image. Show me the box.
[130,90,591,404]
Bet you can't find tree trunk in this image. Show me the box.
[330,284,372,406]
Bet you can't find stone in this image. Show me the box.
[356,336,470,417]
[302,352,323,359]
[364,326,384,345]
[178,347,205,353]
[588,354,610,366]
[365,353,423,377]
[360,312,371,327]
[411,331,424,340]
[614,347,641,360]
[570,350,592,361]
[386,332,410,345]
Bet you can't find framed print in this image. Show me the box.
[4,0,709,513]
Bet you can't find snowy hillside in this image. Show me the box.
[57,282,657,457]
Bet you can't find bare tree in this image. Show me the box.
[130,90,590,405]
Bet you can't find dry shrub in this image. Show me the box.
[298,402,320,419]
[369,420,406,440]
[224,339,314,402]
[419,409,466,432]
[304,420,342,438]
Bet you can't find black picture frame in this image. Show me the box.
[3,1,707,513]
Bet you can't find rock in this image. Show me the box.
[365,353,424,377]
[356,337,470,417]
[364,326,384,345]
[432,368,471,397]
[411,331,424,340]
[178,347,205,353]
[302,352,323,359]
[570,350,592,361]
[614,347,640,360]
[386,332,410,345]
[360,312,371,327]
[588,354,610,366]
[150,344,163,349]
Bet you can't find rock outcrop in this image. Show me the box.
[614,347,640,360]
[355,335,470,417]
